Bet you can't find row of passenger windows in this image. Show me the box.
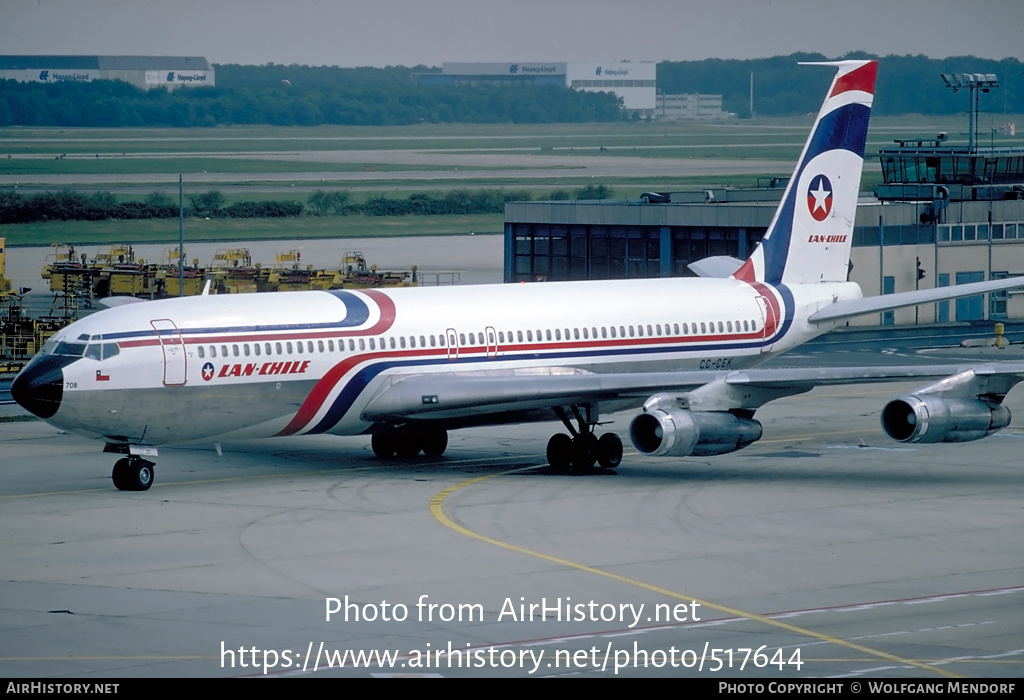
[492,319,760,344]
[198,339,333,359]
[193,318,761,360]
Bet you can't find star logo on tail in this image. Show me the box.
[807,174,833,221]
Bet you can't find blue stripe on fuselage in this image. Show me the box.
[98,290,372,341]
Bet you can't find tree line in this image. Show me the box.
[0,75,623,128]
[0,185,614,225]
[658,53,1024,117]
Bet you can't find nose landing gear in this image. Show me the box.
[111,457,155,491]
[105,444,158,491]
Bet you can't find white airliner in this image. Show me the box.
[13,60,1024,491]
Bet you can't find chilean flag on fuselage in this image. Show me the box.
[733,60,877,287]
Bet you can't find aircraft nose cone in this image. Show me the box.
[11,356,66,419]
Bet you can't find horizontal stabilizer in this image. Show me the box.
[688,256,745,278]
[808,276,1024,323]
[98,296,147,308]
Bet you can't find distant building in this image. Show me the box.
[656,93,733,120]
[419,62,657,117]
[419,62,569,88]
[0,56,214,90]
[566,62,656,116]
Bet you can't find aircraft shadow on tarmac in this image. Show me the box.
[165,437,1024,489]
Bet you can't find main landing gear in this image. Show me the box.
[371,429,449,459]
[546,406,622,472]
[111,457,155,491]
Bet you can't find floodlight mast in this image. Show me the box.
[941,72,999,151]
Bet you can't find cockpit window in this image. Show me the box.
[41,338,119,359]
[84,343,120,360]
[52,341,88,357]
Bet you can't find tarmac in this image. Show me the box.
[1,367,1023,678]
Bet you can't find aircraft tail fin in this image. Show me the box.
[733,60,877,286]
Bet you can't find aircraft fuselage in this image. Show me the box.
[17,276,859,446]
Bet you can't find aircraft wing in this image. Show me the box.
[809,276,1024,324]
[360,362,1024,423]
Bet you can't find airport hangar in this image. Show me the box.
[417,62,731,121]
[504,141,1024,326]
[0,55,214,90]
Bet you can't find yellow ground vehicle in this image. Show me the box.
[39,243,418,298]
[336,251,416,288]
[152,248,205,297]
[207,248,259,294]
[41,243,99,301]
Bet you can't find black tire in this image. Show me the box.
[571,433,599,471]
[546,433,573,471]
[394,433,422,458]
[371,433,396,458]
[597,433,623,469]
[421,430,448,458]
[111,458,131,491]
[113,458,154,491]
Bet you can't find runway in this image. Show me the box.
[2,371,1023,678]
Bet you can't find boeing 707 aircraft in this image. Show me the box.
[13,60,1024,490]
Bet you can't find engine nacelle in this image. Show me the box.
[630,409,763,457]
[881,394,1011,443]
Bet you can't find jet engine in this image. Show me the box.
[630,408,763,457]
[881,394,1011,443]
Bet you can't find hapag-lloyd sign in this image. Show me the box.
[146,70,210,84]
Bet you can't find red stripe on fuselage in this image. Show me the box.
[748,281,782,337]
[359,288,397,335]
[273,331,765,436]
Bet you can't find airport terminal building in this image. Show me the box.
[0,56,214,90]
[504,145,1024,325]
